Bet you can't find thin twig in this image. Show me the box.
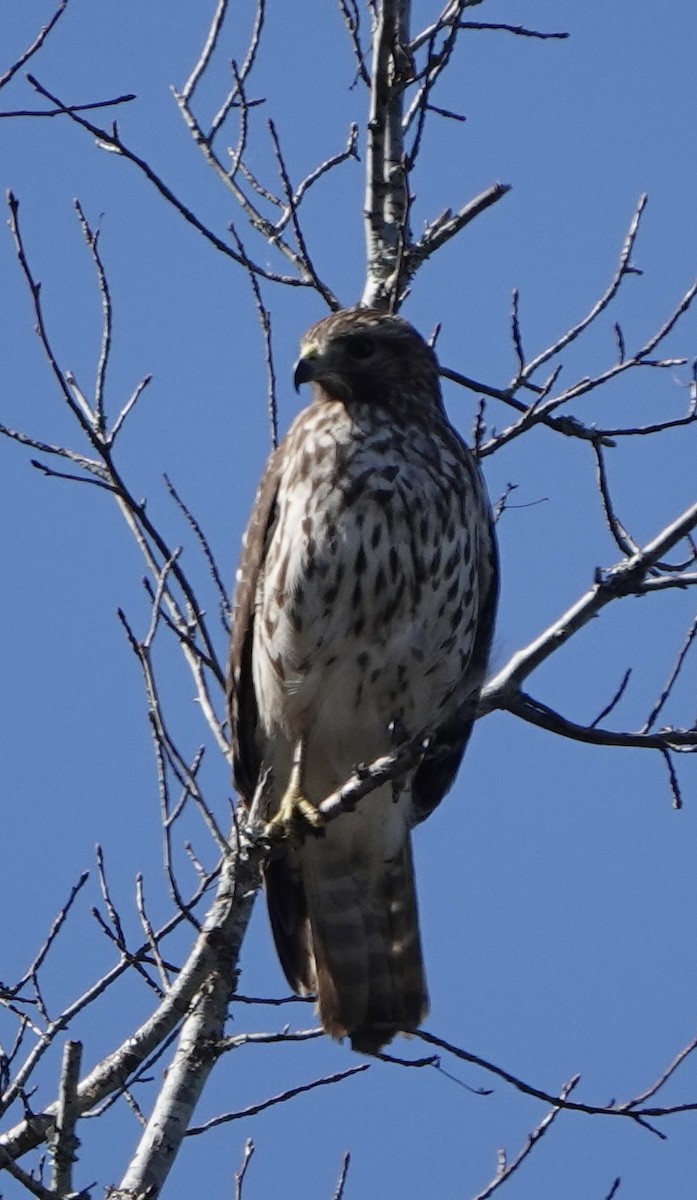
[92,848,165,997]
[179,0,229,104]
[520,195,648,382]
[267,118,339,309]
[8,193,98,438]
[74,200,112,435]
[117,607,229,848]
[187,1064,370,1134]
[0,93,136,118]
[506,690,696,752]
[220,1028,324,1052]
[12,873,90,995]
[136,875,172,993]
[0,0,71,91]
[0,864,216,1138]
[415,1029,697,1132]
[510,288,525,375]
[470,1076,580,1200]
[399,183,511,303]
[624,1031,697,1108]
[26,75,307,290]
[234,1138,255,1200]
[228,225,280,450]
[332,1152,351,1200]
[441,365,616,446]
[338,0,371,86]
[164,474,231,630]
[590,670,632,728]
[458,22,569,40]
[171,69,340,305]
[210,1,266,140]
[593,441,639,557]
[660,748,683,810]
[642,614,697,733]
[483,496,697,702]
[109,375,153,443]
[0,1144,70,1200]
[275,123,360,235]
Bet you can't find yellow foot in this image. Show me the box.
[265,781,325,841]
[265,737,325,841]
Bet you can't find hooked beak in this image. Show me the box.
[293,353,318,392]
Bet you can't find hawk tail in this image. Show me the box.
[267,817,429,1054]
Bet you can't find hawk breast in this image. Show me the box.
[252,398,484,774]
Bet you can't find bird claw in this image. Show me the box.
[388,715,408,747]
[265,783,325,842]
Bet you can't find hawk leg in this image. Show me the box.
[265,737,325,841]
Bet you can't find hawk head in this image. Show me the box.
[293,308,444,416]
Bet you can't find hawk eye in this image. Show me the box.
[347,335,376,361]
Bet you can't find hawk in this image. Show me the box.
[228,308,498,1053]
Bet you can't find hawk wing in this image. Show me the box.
[412,482,499,823]
[227,449,313,992]
[227,447,282,806]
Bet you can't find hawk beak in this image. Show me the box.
[293,351,318,392]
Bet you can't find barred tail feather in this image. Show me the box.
[266,811,429,1054]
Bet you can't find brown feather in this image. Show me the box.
[227,447,282,805]
[412,498,499,822]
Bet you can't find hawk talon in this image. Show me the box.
[388,716,408,746]
[265,781,325,842]
[243,824,274,853]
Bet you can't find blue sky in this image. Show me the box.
[1,2,697,1197]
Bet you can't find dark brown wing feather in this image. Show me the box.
[227,447,282,806]
[412,508,499,823]
[227,447,314,1001]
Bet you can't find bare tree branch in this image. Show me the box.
[404,182,511,292]
[164,473,232,632]
[642,614,697,734]
[0,0,71,91]
[186,1063,370,1134]
[338,0,371,87]
[441,365,617,448]
[10,873,90,997]
[457,22,569,40]
[50,1040,83,1196]
[25,75,308,290]
[0,832,262,1167]
[0,92,136,119]
[234,1138,255,1200]
[592,441,639,557]
[590,669,632,728]
[179,0,230,105]
[470,1076,579,1200]
[519,194,648,384]
[483,497,697,705]
[0,1143,66,1200]
[415,1028,697,1132]
[172,15,344,308]
[505,691,696,754]
[602,1181,622,1200]
[332,1151,352,1200]
[228,225,280,450]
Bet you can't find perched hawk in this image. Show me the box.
[228,308,498,1053]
